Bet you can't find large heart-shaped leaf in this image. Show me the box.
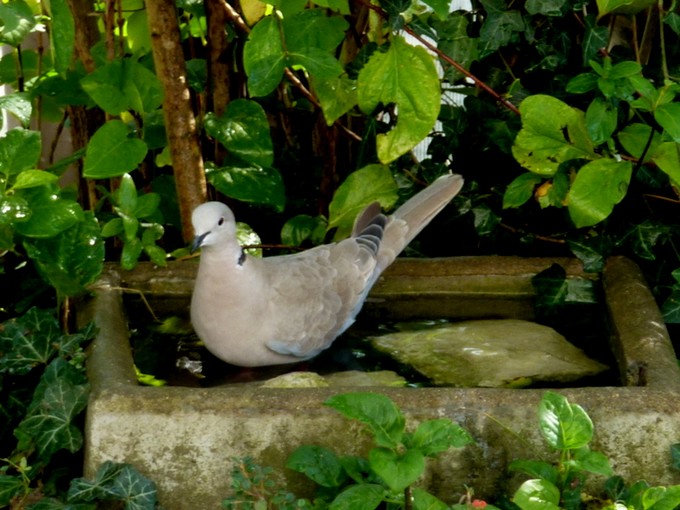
[369,447,425,493]
[83,120,148,179]
[513,95,596,176]
[358,36,441,163]
[13,186,84,238]
[206,162,286,212]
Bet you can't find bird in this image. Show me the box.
[190,173,464,367]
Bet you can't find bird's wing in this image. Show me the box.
[262,239,378,359]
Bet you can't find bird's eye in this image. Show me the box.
[218,217,225,226]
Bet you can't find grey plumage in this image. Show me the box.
[190,173,464,367]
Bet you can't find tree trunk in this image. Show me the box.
[145,0,207,242]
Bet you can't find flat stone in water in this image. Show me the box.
[369,319,608,388]
[259,370,406,388]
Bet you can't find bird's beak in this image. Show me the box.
[191,232,209,253]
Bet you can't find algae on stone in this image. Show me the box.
[369,319,608,387]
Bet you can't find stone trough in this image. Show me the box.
[78,256,680,509]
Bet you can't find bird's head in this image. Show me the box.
[191,202,237,252]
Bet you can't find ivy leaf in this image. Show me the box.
[83,120,148,179]
[0,476,24,507]
[327,164,398,239]
[206,162,286,212]
[0,128,41,177]
[369,447,425,493]
[23,212,104,297]
[16,358,89,459]
[358,36,441,164]
[0,308,62,374]
[567,158,632,228]
[526,0,566,16]
[625,220,668,261]
[325,392,405,449]
[0,0,36,46]
[478,5,524,57]
[68,461,158,509]
[435,13,479,82]
[204,99,274,167]
[513,95,596,176]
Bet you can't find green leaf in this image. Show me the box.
[13,186,84,238]
[478,6,524,57]
[121,237,144,270]
[329,483,384,510]
[83,120,148,179]
[117,173,139,216]
[358,36,441,163]
[509,460,559,485]
[369,447,425,493]
[0,128,41,177]
[314,74,358,126]
[23,212,104,297]
[134,193,161,219]
[0,475,25,507]
[406,419,473,456]
[0,0,36,46]
[596,0,656,17]
[0,92,32,127]
[68,461,158,509]
[641,486,680,510]
[127,10,152,53]
[662,287,680,323]
[325,392,405,448]
[566,235,609,272]
[81,59,164,116]
[286,445,346,488]
[671,443,680,471]
[513,479,561,510]
[434,13,478,83]
[665,12,680,35]
[281,214,327,246]
[569,447,613,476]
[327,164,398,239]
[284,9,348,54]
[0,308,61,374]
[526,0,565,16]
[204,99,274,167]
[206,163,286,212]
[503,173,543,209]
[652,142,680,185]
[513,95,596,176]
[45,0,74,73]
[566,73,598,94]
[11,169,58,190]
[537,391,593,450]
[567,158,632,228]
[655,103,680,143]
[412,488,450,510]
[16,358,89,459]
[626,220,668,261]
[243,15,286,97]
[585,98,617,144]
[618,123,660,161]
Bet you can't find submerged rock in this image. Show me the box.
[369,319,608,388]
[259,370,407,388]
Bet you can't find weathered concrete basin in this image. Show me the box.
[79,256,680,509]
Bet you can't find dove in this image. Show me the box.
[190,173,464,367]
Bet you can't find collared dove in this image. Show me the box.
[190,173,464,367]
